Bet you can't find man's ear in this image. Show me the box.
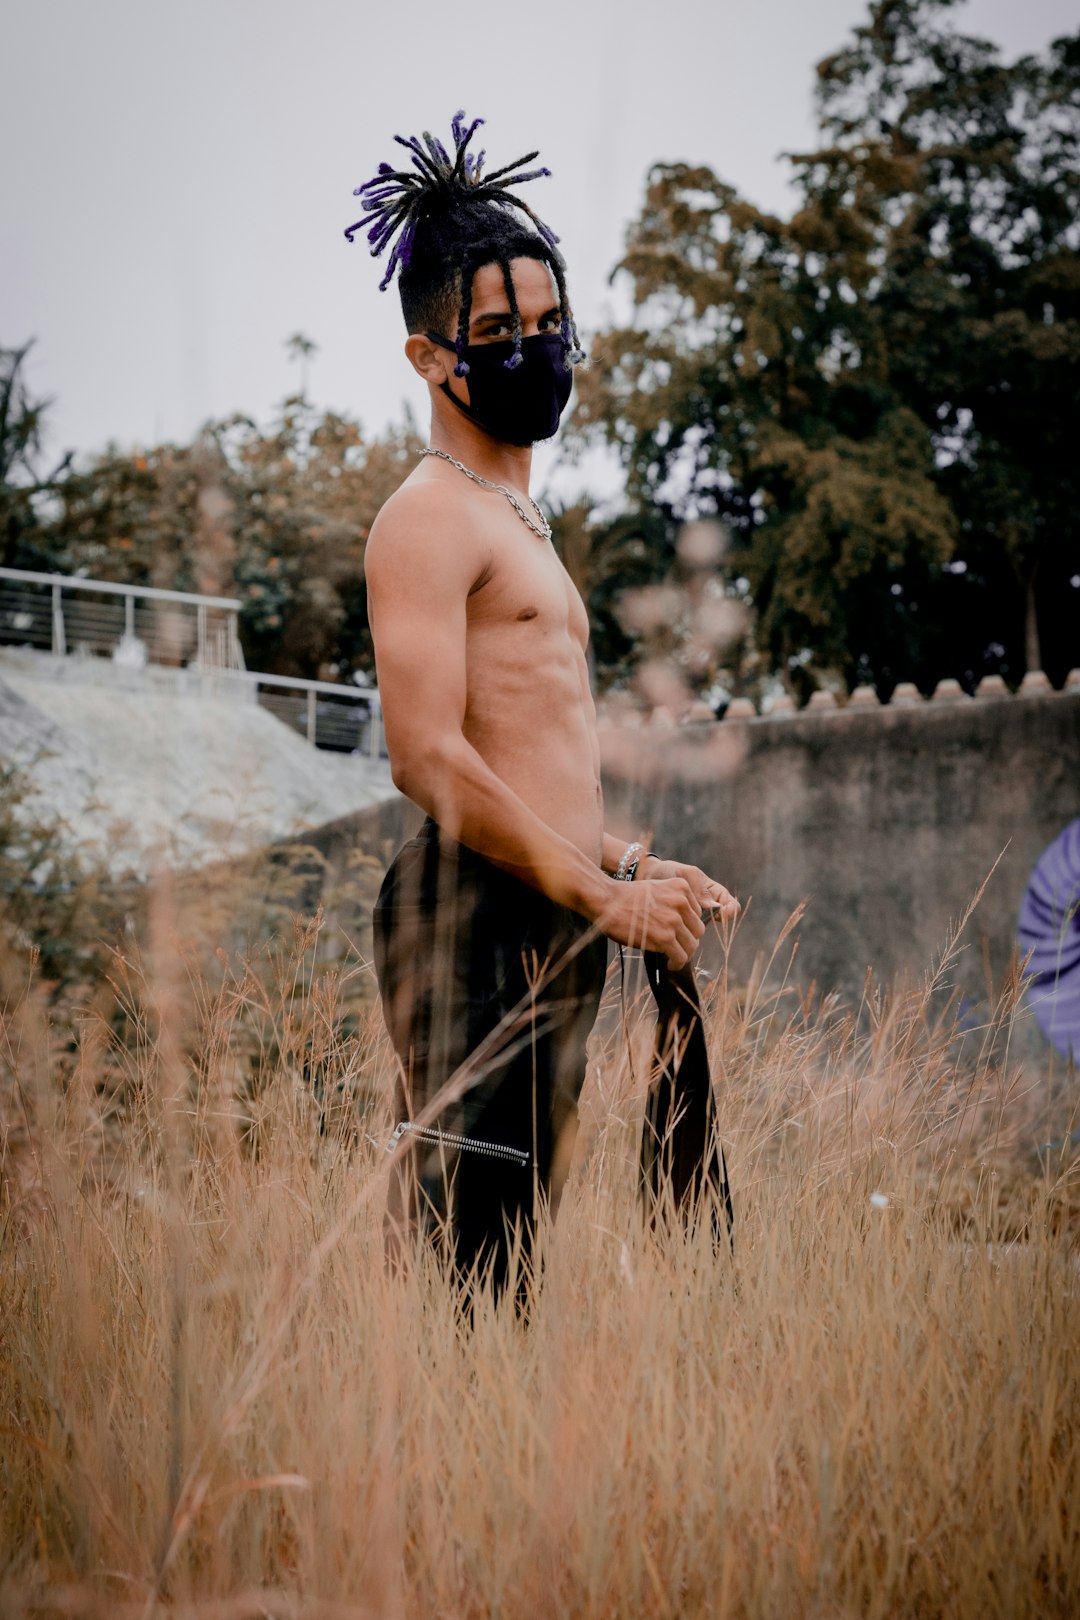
[405,332,452,384]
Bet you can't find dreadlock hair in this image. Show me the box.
[345,110,585,378]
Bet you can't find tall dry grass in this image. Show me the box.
[1,889,1078,1620]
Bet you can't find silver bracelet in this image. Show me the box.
[615,841,643,882]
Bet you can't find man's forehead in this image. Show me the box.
[469,256,558,310]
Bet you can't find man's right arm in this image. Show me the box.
[365,485,706,968]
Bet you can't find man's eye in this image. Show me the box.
[476,315,561,340]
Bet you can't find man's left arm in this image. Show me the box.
[601,833,740,930]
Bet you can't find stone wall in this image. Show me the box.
[280,675,1079,1035]
[601,678,1080,1006]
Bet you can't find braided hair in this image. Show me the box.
[345,111,585,377]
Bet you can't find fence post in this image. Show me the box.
[369,700,382,760]
[51,583,67,656]
[124,593,135,642]
[227,610,244,670]
[306,688,317,746]
[196,603,208,666]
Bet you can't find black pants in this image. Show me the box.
[372,818,609,1291]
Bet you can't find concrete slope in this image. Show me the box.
[0,647,399,875]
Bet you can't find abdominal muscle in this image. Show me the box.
[462,618,605,868]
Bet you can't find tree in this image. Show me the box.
[203,395,421,679]
[285,332,319,400]
[572,162,956,697]
[37,390,421,682]
[41,438,207,591]
[572,0,1080,694]
[0,341,73,571]
[796,0,1080,683]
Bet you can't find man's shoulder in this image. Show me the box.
[369,468,472,547]
[366,469,489,584]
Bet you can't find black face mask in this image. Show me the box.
[426,331,574,446]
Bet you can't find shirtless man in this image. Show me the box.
[347,113,737,1291]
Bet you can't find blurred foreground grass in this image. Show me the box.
[1,888,1078,1620]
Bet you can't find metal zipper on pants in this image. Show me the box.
[387,1120,530,1168]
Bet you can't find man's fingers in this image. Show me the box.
[605,869,740,960]
[616,873,724,961]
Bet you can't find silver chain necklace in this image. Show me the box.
[420,446,552,542]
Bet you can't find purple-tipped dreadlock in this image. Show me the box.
[345,110,585,374]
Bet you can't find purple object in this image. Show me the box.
[1019,817,1080,1058]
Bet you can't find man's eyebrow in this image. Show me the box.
[472,305,562,325]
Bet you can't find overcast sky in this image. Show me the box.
[3,0,1074,497]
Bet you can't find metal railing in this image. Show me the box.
[243,670,384,761]
[0,567,245,670]
[0,566,386,759]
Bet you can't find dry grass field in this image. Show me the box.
[1,892,1078,1620]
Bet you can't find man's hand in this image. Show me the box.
[596,857,740,967]
[638,857,740,934]
[598,873,710,970]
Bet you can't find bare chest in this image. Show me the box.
[467,519,590,649]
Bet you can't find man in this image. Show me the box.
[347,113,737,1291]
